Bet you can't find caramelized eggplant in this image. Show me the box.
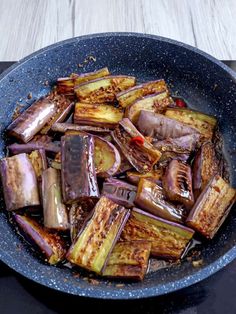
[8,141,60,155]
[125,91,174,124]
[51,122,110,134]
[117,80,169,108]
[192,142,219,198]
[122,208,194,259]
[112,118,161,173]
[14,214,66,265]
[136,111,198,140]
[28,149,47,178]
[186,175,236,239]
[102,178,137,208]
[57,77,75,98]
[154,134,200,165]
[135,179,185,223]
[75,75,136,103]
[61,134,99,204]
[74,67,110,85]
[42,168,69,230]
[94,136,121,177]
[127,169,163,185]
[163,160,194,209]
[0,153,40,211]
[7,97,57,143]
[74,103,123,128]
[66,196,130,274]
[165,108,217,141]
[103,240,151,280]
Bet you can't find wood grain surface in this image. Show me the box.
[0,0,235,61]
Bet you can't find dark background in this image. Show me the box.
[0,62,236,314]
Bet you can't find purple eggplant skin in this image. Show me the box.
[136,110,199,140]
[135,178,185,223]
[14,214,66,265]
[0,153,40,211]
[154,133,200,165]
[28,149,48,178]
[51,122,110,134]
[7,98,57,143]
[8,141,60,155]
[163,160,194,209]
[61,134,99,204]
[42,168,69,231]
[102,178,137,208]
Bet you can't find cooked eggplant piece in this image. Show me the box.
[103,240,151,280]
[117,80,169,108]
[192,141,219,198]
[74,103,123,128]
[57,77,75,97]
[94,136,121,177]
[66,196,130,274]
[8,141,60,155]
[0,153,40,211]
[61,134,99,204]
[14,214,66,265]
[28,149,47,178]
[51,122,110,134]
[122,208,194,259]
[125,91,174,124]
[154,134,200,165]
[115,147,133,175]
[165,108,217,141]
[127,169,163,185]
[112,118,161,173]
[102,178,137,208]
[135,179,185,223]
[136,111,199,140]
[40,95,74,134]
[186,175,236,239]
[163,160,194,209]
[42,168,69,230]
[7,97,58,143]
[74,67,110,85]
[75,75,136,103]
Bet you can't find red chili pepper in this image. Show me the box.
[175,98,187,108]
[130,136,144,145]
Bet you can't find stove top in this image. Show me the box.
[0,61,236,314]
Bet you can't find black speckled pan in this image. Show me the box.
[0,33,236,299]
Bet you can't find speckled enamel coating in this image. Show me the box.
[0,33,236,299]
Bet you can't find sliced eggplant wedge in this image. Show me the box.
[135,179,185,223]
[8,141,60,155]
[117,80,169,108]
[125,91,174,124]
[74,67,110,85]
[165,108,217,141]
[7,97,57,143]
[75,75,136,103]
[186,175,236,239]
[51,122,110,134]
[28,149,47,178]
[61,134,99,204]
[112,118,161,173]
[0,153,40,211]
[154,134,200,165]
[74,103,123,128]
[122,208,194,260]
[192,141,219,198]
[42,168,69,230]
[163,160,194,209]
[127,169,163,186]
[94,136,121,177]
[102,178,137,208]
[66,196,130,274]
[14,214,66,265]
[136,111,198,140]
[103,240,151,280]
[57,77,75,98]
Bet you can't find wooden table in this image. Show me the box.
[0,0,235,61]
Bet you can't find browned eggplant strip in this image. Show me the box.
[61,134,99,204]
[186,175,236,239]
[103,240,151,280]
[112,118,161,173]
[127,169,163,185]
[51,122,110,134]
[28,149,47,178]
[0,153,40,211]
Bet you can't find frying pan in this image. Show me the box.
[0,33,236,299]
